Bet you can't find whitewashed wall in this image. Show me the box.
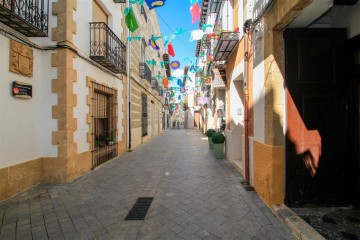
[73,57,124,154]
[0,35,57,169]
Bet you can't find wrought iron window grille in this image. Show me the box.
[90,22,126,74]
[151,78,162,96]
[139,62,152,84]
[91,82,118,168]
[0,0,49,37]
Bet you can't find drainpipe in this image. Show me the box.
[126,0,131,151]
[243,20,252,183]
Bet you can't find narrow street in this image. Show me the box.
[0,130,295,240]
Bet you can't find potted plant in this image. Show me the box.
[211,132,225,159]
[206,129,216,149]
[105,133,116,145]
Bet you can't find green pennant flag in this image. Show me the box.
[125,8,138,32]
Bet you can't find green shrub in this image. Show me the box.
[211,132,225,144]
[206,129,216,137]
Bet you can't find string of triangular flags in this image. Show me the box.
[123,0,218,101]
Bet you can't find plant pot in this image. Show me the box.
[208,137,214,149]
[214,142,225,159]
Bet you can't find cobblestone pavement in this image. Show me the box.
[0,129,296,240]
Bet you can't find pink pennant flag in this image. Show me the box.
[190,2,201,24]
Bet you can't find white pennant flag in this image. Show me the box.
[189,29,204,42]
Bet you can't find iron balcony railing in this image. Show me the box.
[0,0,49,37]
[151,78,162,96]
[139,62,152,84]
[90,22,126,74]
[151,78,158,90]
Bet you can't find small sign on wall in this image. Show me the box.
[12,81,32,99]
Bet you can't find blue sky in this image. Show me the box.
[156,0,202,70]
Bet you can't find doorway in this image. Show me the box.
[284,28,357,206]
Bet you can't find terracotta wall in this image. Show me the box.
[253,141,285,206]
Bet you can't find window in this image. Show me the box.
[141,5,147,23]
[141,39,146,63]
[91,82,118,168]
[93,0,108,23]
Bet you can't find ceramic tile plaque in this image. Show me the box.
[9,40,34,77]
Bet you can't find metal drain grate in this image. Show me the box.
[240,181,255,191]
[125,197,153,220]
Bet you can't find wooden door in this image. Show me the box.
[285,28,355,206]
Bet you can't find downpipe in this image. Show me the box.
[126,0,131,151]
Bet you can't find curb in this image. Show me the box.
[272,204,325,240]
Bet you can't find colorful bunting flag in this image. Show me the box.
[174,28,187,35]
[177,79,182,87]
[130,0,145,4]
[145,0,166,10]
[202,24,214,29]
[189,64,197,73]
[163,78,169,87]
[189,29,204,41]
[146,59,157,65]
[125,7,138,32]
[170,61,180,70]
[163,35,176,47]
[126,36,142,42]
[152,36,163,41]
[167,42,175,57]
[148,36,160,51]
[190,2,201,24]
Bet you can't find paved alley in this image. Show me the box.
[0,130,296,240]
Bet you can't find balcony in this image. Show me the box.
[151,78,159,95]
[90,22,126,74]
[139,62,152,84]
[0,0,49,37]
[213,32,240,61]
